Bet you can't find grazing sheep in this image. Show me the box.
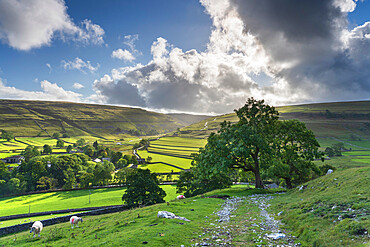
[30,221,43,238]
[70,216,83,229]
[177,195,185,199]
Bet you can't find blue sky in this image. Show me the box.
[0,0,369,114]
[0,0,211,97]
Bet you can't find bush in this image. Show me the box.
[319,164,336,175]
[122,169,166,208]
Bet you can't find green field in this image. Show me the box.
[0,186,254,247]
[0,99,209,138]
[137,137,207,173]
[0,185,178,218]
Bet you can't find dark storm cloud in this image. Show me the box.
[230,0,370,100]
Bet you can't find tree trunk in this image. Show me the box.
[285,177,293,189]
[254,171,264,188]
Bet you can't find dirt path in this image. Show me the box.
[189,194,300,246]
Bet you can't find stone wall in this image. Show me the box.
[0,205,121,221]
[0,205,128,236]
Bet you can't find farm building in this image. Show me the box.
[1,155,24,164]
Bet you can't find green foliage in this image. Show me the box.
[325,142,346,157]
[93,140,99,150]
[42,144,52,155]
[52,132,60,139]
[115,167,133,184]
[269,120,324,188]
[122,169,166,208]
[1,130,13,141]
[192,98,279,188]
[61,133,69,138]
[116,158,127,169]
[176,169,232,197]
[66,145,73,153]
[93,161,114,186]
[20,145,40,162]
[75,138,86,148]
[56,140,64,148]
[37,176,58,190]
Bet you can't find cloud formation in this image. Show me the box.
[0,0,104,50]
[111,34,141,62]
[0,79,82,101]
[92,0,369,114]
[72,82,84,89]
[62,57,99,73]
[229,0,370,103]
[112,49,135,62]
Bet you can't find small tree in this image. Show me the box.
[93,140,99,150]
[122,169,166,208]
[62,133,70,138]
[1,130,13,141]
[75,138,86,148]
[66,145,73,153]
[52,132,60,139]
[42,144,52,155]
[116,158,128,169]
[56,140,64,148]
[21,145,40,162]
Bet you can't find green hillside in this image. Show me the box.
[0,100,205,138]
[179,101,370,149]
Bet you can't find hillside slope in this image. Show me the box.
[0,100,188,138]
[179,101,370,149]
[166,113,211,127]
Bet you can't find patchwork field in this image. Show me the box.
[0,185,178,218]
[137,137,207,173]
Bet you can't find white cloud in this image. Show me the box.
[92,0,369,113]
[46,63,52,73]
[112,34,141,62]
[62,57,99,73]
[72,82,84,89]
[112,49,135,62]
[0,0,105,51]
[0,78,82,102]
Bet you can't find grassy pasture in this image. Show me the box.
[138,150,192,170]
[271,166,370,246]
[342,151,370,156]
[138,163,182,173]
[0,185,178,218]
[136,137,207,173]
[0,186,253,247]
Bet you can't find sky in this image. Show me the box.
[0,0,369,114]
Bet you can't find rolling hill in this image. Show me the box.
[0,100,209,139]
[179,101,370,149]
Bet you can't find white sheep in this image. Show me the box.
[177,195,185,199]
[30,221,43,238]
[70,216,83,229]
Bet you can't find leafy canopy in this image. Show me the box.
[122,169,166,208]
